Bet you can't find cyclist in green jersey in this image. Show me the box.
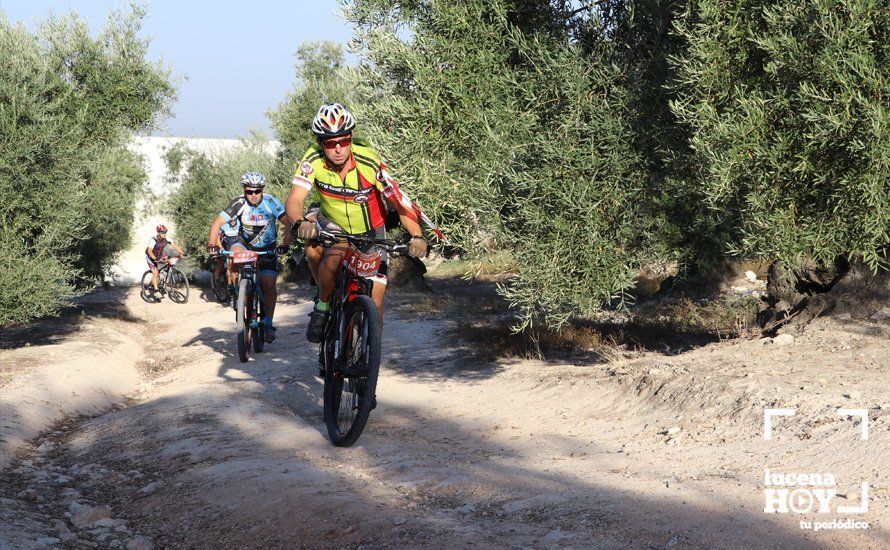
[286,103,428,343]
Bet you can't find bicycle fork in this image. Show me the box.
[333,314,344,364]
[319,310,344,375]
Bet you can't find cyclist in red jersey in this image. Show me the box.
[145,224,185,302]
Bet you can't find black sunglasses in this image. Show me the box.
[244,189,263,196]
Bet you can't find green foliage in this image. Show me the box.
[167,134,289,266]
[0,6,175,325]
[74,147,146,280]
[581,1,718,269]
[36,5,175,142]
[344,0,661,328]
[0,222,75,325]
[497,38,653,329]
[267,0,889,329]
[671,0,890,271]
[269,41,355,155]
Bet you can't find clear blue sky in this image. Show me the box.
[2,0,354,138]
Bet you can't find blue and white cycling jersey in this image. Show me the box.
[220,194,286,249]
[220,217,240,238]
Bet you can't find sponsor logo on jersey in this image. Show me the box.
[301,161,314,176]
[317,181,361,196]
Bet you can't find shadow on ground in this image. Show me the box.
[0,288,143,350]
[385,275,732,368]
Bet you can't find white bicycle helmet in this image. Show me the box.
[311,103,356,138]
[240,172,266,187]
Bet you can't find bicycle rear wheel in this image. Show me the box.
[323,295,381,447]
[167,268,190,303]
[236,278,251,362]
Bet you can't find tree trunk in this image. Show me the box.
[386,256,429,290]
[761,255,889,332]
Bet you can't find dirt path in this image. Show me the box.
[1,283,888,549]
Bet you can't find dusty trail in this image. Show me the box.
[1,283,888,549]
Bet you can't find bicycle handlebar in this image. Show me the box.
[218,249,280,257]
[316,230,409,255]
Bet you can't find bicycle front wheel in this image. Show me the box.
[139,271,155,303]
[236,278,251,362]
[167,268,190,303]
[324,295,381,447]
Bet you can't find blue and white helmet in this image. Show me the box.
[240,172,266,188]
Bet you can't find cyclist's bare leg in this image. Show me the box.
[229,244,247,288]
[305,241,323,284]
[150,266,160,291]
[371,280,386,325]
[317,244,347,303]
[261,274,276,320]
[214,257,224,279]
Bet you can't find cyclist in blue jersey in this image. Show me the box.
[213,217,242,294]
[207,173,292,343]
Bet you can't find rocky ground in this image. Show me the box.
[0,277,888,549]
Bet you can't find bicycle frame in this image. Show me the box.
[329,267,365,369]
[156,258,179,289]
[220,249,272,328]
[318,233,407,369]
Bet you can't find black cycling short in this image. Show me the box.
[221,234,241,250]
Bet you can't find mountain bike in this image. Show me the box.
[221,249,278,363]
[314,231,407,446]
[209,254,230,303]
[140,257,189,304]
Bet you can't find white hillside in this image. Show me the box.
[106,136,280,285]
